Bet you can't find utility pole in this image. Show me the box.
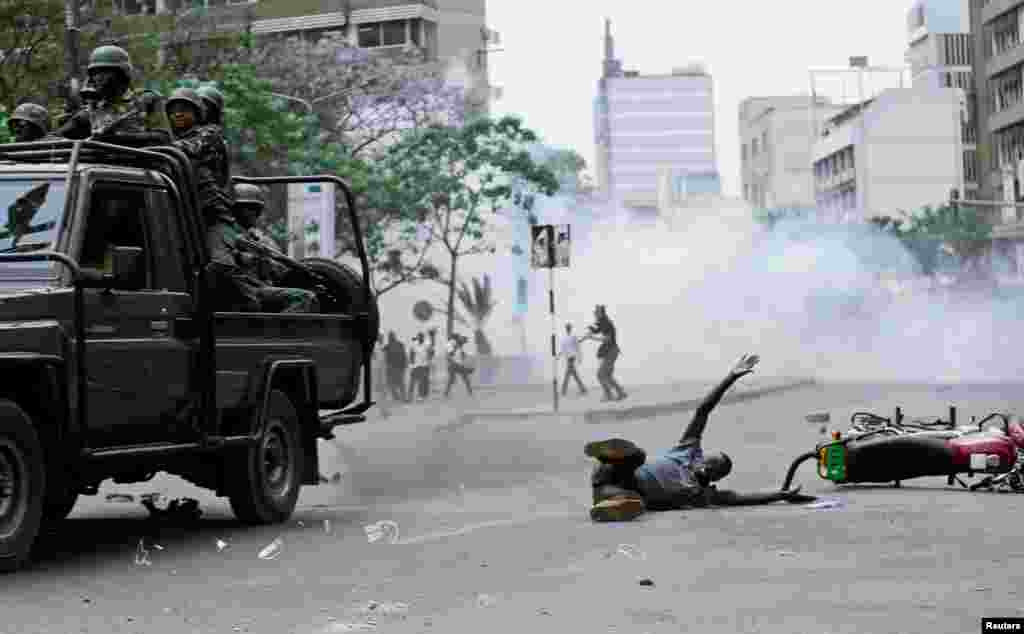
[64,0,82,90]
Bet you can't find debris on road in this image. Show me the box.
[216,539,229,552]
[105,493,135,503]
[324,519,332,534]
[258,537,284,560]
[637,578,655,587]
[538,609,552,616]
[134,539,152,567]
[617,544,647,560]
[476,594,498,608]
[324,624,376,633]
[777,550,797,557]
[364,520,400,544]
[357,601,409,617]
[805,498,845,511]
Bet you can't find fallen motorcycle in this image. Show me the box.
[783,406,1024,493]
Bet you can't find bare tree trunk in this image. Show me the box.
[445,253,458,340]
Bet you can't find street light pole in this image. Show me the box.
[64,0,82,90]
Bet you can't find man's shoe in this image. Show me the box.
[585,438,646,465]
[590,496,645,522]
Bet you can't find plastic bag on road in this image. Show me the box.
[364,521,400,544]
[258,537,283,560]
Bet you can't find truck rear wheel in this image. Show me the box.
[0,400,45,572]
[227,390,304,524]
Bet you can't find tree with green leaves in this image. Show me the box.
[0,1,65,113]
[869,203,992,278]
[456,274,498,356]
[372,116,560,338]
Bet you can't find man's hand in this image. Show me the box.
[730,354,760,377]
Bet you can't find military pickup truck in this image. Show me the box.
[0,140,379,571]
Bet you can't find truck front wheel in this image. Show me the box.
[0,400,45,572]
[227,390,304,524]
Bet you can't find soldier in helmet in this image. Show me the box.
[55,44,171,146]
[7,103,52,143]
[196,85,225,127]
[195,84,231,201]
[164,87,232,222]
[230,182,319,313]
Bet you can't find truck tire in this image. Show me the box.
[0,400,45,572]
[227,390,304,524]
[301,258,380,352]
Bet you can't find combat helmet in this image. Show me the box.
[196,85,225,124]
[8,103,50,135]
[87,45,133,82]
[165,87,207,123]
[233,183,266,212]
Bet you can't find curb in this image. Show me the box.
[582,378,820,424]
[439,379,819,430]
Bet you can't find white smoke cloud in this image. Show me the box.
[515,194,1023,384]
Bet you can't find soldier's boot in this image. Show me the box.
[590,482,646,523]
[585,438,647,469]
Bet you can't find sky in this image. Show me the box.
[487,0,922,198]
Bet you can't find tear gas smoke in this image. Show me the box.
[522,194,1020,384]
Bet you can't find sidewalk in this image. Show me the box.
[370,376,818,430]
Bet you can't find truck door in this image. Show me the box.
[76,182,194,447]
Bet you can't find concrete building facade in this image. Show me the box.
[810,86,966,223]
[103,0,493,108]
[594,20,718,209]
[971,0,1024,275]
[739,96,843,213]
[905,0,980,197]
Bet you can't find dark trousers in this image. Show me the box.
[387,367,407,401]
[596,347,625,399]
[410,367,429,399]
[445,364,473,396]
[561,357,587,395]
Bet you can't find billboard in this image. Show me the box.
[287,182,336,260]
[531,224,570,269]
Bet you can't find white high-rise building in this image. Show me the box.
[594,19,718,211]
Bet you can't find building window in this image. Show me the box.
[358,20,411,48]
[990,66,1024,113]
[744,183,750,201]
[741,144,747,162]
[752,138,759,156]
[988,7,1022,57]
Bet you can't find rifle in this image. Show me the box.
[233,237,341,305]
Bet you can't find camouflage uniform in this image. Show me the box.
[56,45,172,146]
[165,88,233,221]
[207,212,319,314]
[229,182,319,313]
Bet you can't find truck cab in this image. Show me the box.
[0,140,378,571]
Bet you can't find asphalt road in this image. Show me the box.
[5,381,1024,634]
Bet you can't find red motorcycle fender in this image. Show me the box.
[948,434,1016,472]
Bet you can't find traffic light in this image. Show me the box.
[949,187,960,216]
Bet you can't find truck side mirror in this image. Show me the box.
[110,246,144,290]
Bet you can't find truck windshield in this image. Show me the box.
[0,179,67,287]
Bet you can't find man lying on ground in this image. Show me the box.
[586,354,816,522]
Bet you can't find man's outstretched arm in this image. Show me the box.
[679,354,759,445]
[707,485,816,507]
